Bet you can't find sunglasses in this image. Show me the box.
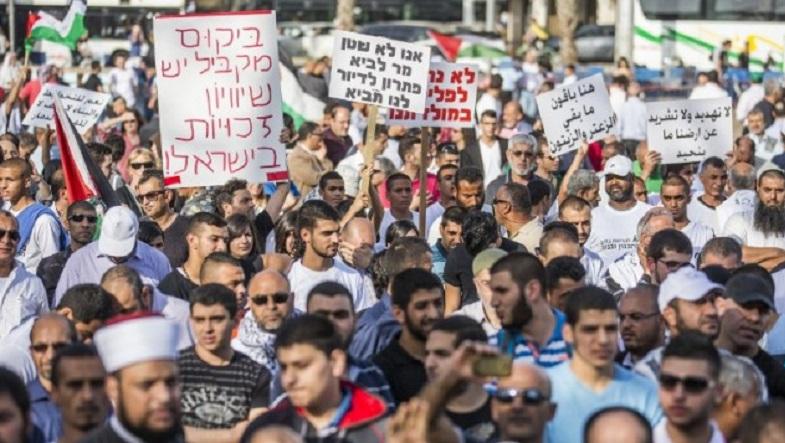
[31,341,69,354]
[510,150,534,158]
[488,387,549,405]
[0,229,20,241]
[251,292,289,306]
[137,190,166,203]
[69,214,98,223]
[130,162,154,170]
[659,373,712,394]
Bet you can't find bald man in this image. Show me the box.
[491,362,556,443]
[716,162,756,233]
[231,270,295,373]
[28,313,77,442]
[339,217,375,296]
[584,407,653,443]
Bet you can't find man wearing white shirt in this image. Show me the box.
[716,163,756,233]
[428,167,488,244]
[746,109,783,162]
[475,74,503,122]
[736,79,765,124]
[288,200,372,312]
[462,110,507,187]
[377,173,418,249]
[587,155,652,264]
[620,82,648,157]
[558,196,606,285]
[687,158,727,233]
[660,175,715,263]
[689,71,728,100]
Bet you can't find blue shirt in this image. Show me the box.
[490,309,571,367]
[545,362,663,443]
[28,379,61,442]
[348,356,395,411]
[54,241,172,306]
[349,295,401,362]
[430,242,449,282]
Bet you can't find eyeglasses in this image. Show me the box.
[31,342,69,354]
[130,162,154,170]
[659,373,713,394]
[657,259,693,271]
[68,214,98,223]
[619,312,660,322]
[510,150,534,159]
[0,229,20,241]
[251,293,289,306]
[137,190,166,203]
[488,387,550,405]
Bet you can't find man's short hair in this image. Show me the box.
[700,156,726,174]
[200,252,243,281]
[646,229,693,261]
[397,136,421,162]
[454,166,484,188]
[189,283,238,319]
[298,121,320,140]
[660,174,690,195]
[758,168,785,185]
[662,331,721,378]
[480,109,497,121]
[636,207,672,240]
[546,257,586,293]
[566,170,599,197]
[559,196,591,216]
[699,237,742,266]
[429,315,487,347]
[385,172,411,193]
[564,286,617,326]
[729,165,756,191]
[138,169,164,188]
[490,252,546,295]
[297,200,340,234]
[318,170,343,192]
[56,284,115,323]
[391,268,444,309]
[539,222,579,257]
[583,406,653,443]
[100,265,143,300]
[437,164,458,182]
[66,201,96,219]
[274,314,343,356]
[188,211,227,235]
[51,343,100,387]
[527,180,550,207]
[0,158,32,179]
[502,183,533,214]
[306,281,353,311]
[441,206,467,227]
[462,212,500,257]
[384,237,431,280]
[0,367,30,424]
[736,400,785,443]
[719,353,767,403]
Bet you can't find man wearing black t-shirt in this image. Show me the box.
[215,179,289,253]
[180,284,271,442]
[158,212,228,300]
[137,169,190,267]
[374,268,445,405]
[424,316,496,441]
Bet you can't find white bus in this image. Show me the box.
[633,0,785,72]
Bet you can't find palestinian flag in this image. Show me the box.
[25,0,87,52]
[278,44,324,129]
[52,95,121,208]
[428,30,507,61]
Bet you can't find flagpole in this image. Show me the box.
[8,0,16,56]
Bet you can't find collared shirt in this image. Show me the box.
[54,241,172,306]
[509,218,543,253]
[620,96,648,141]
[28,378,61,442]
[0,261,48,340]
[654,420,725,443]
[348,356,395,411]
[490,309,571,367]
[349,295,401,362]
[453,301,500,337]
[715,190,755,233]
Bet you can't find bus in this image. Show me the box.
[633,0,785,72]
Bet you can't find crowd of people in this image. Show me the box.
[0,31,784,443]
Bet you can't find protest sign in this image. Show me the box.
[535,73,617,156]
[329,30,431,113]
[646,97,732,165]
[22,84,110,134]
[387,62,477,128]
[154,10,286,188]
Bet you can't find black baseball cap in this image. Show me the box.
[724,274,775,311]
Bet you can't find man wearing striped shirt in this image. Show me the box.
[488,252,571,367]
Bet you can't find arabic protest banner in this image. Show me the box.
[22,84,110,134]
[329,30,431,113]
[154,10,286,188]
[646,97,732,165]
[387,62,477,128]
[535,73,617,156]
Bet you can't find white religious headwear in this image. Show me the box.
[94,312,179,373]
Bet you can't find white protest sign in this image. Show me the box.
[535,73,617,156]
[646,97,732,165]
[154,10,286,188]
[329,30,431,113]
[22,84,110,134]
[387,62,478,128]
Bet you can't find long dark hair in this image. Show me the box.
[226,213,261,259]
[274,210,299,256]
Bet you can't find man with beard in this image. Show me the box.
[374,268,445,405]
[306,282,395,409]
[493,183,543,253]
[715,272,785,399]
[724,167,785,267]
[660,175,715,263]
[50,344,110,443]
[687,157,727,232]
[586,155,652,265]
[286,200,371,312]
[84,313,183,443]
[489,252,570,366]
[232,270,296,375]
[618,285,665,369]
[635,267,723,382]
[643,229,694,286]
[428,166,488,244]
[655,333,724,443]
[431,206,466,281]
[487,133,540,204]
[546,287,662,443]
[558,196,606,283]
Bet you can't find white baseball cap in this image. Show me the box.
[98,205,138,258]
[602,155,632,177]
[658,267,723,312]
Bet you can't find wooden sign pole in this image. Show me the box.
[359,105,379,194]
[418,127,430,237]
